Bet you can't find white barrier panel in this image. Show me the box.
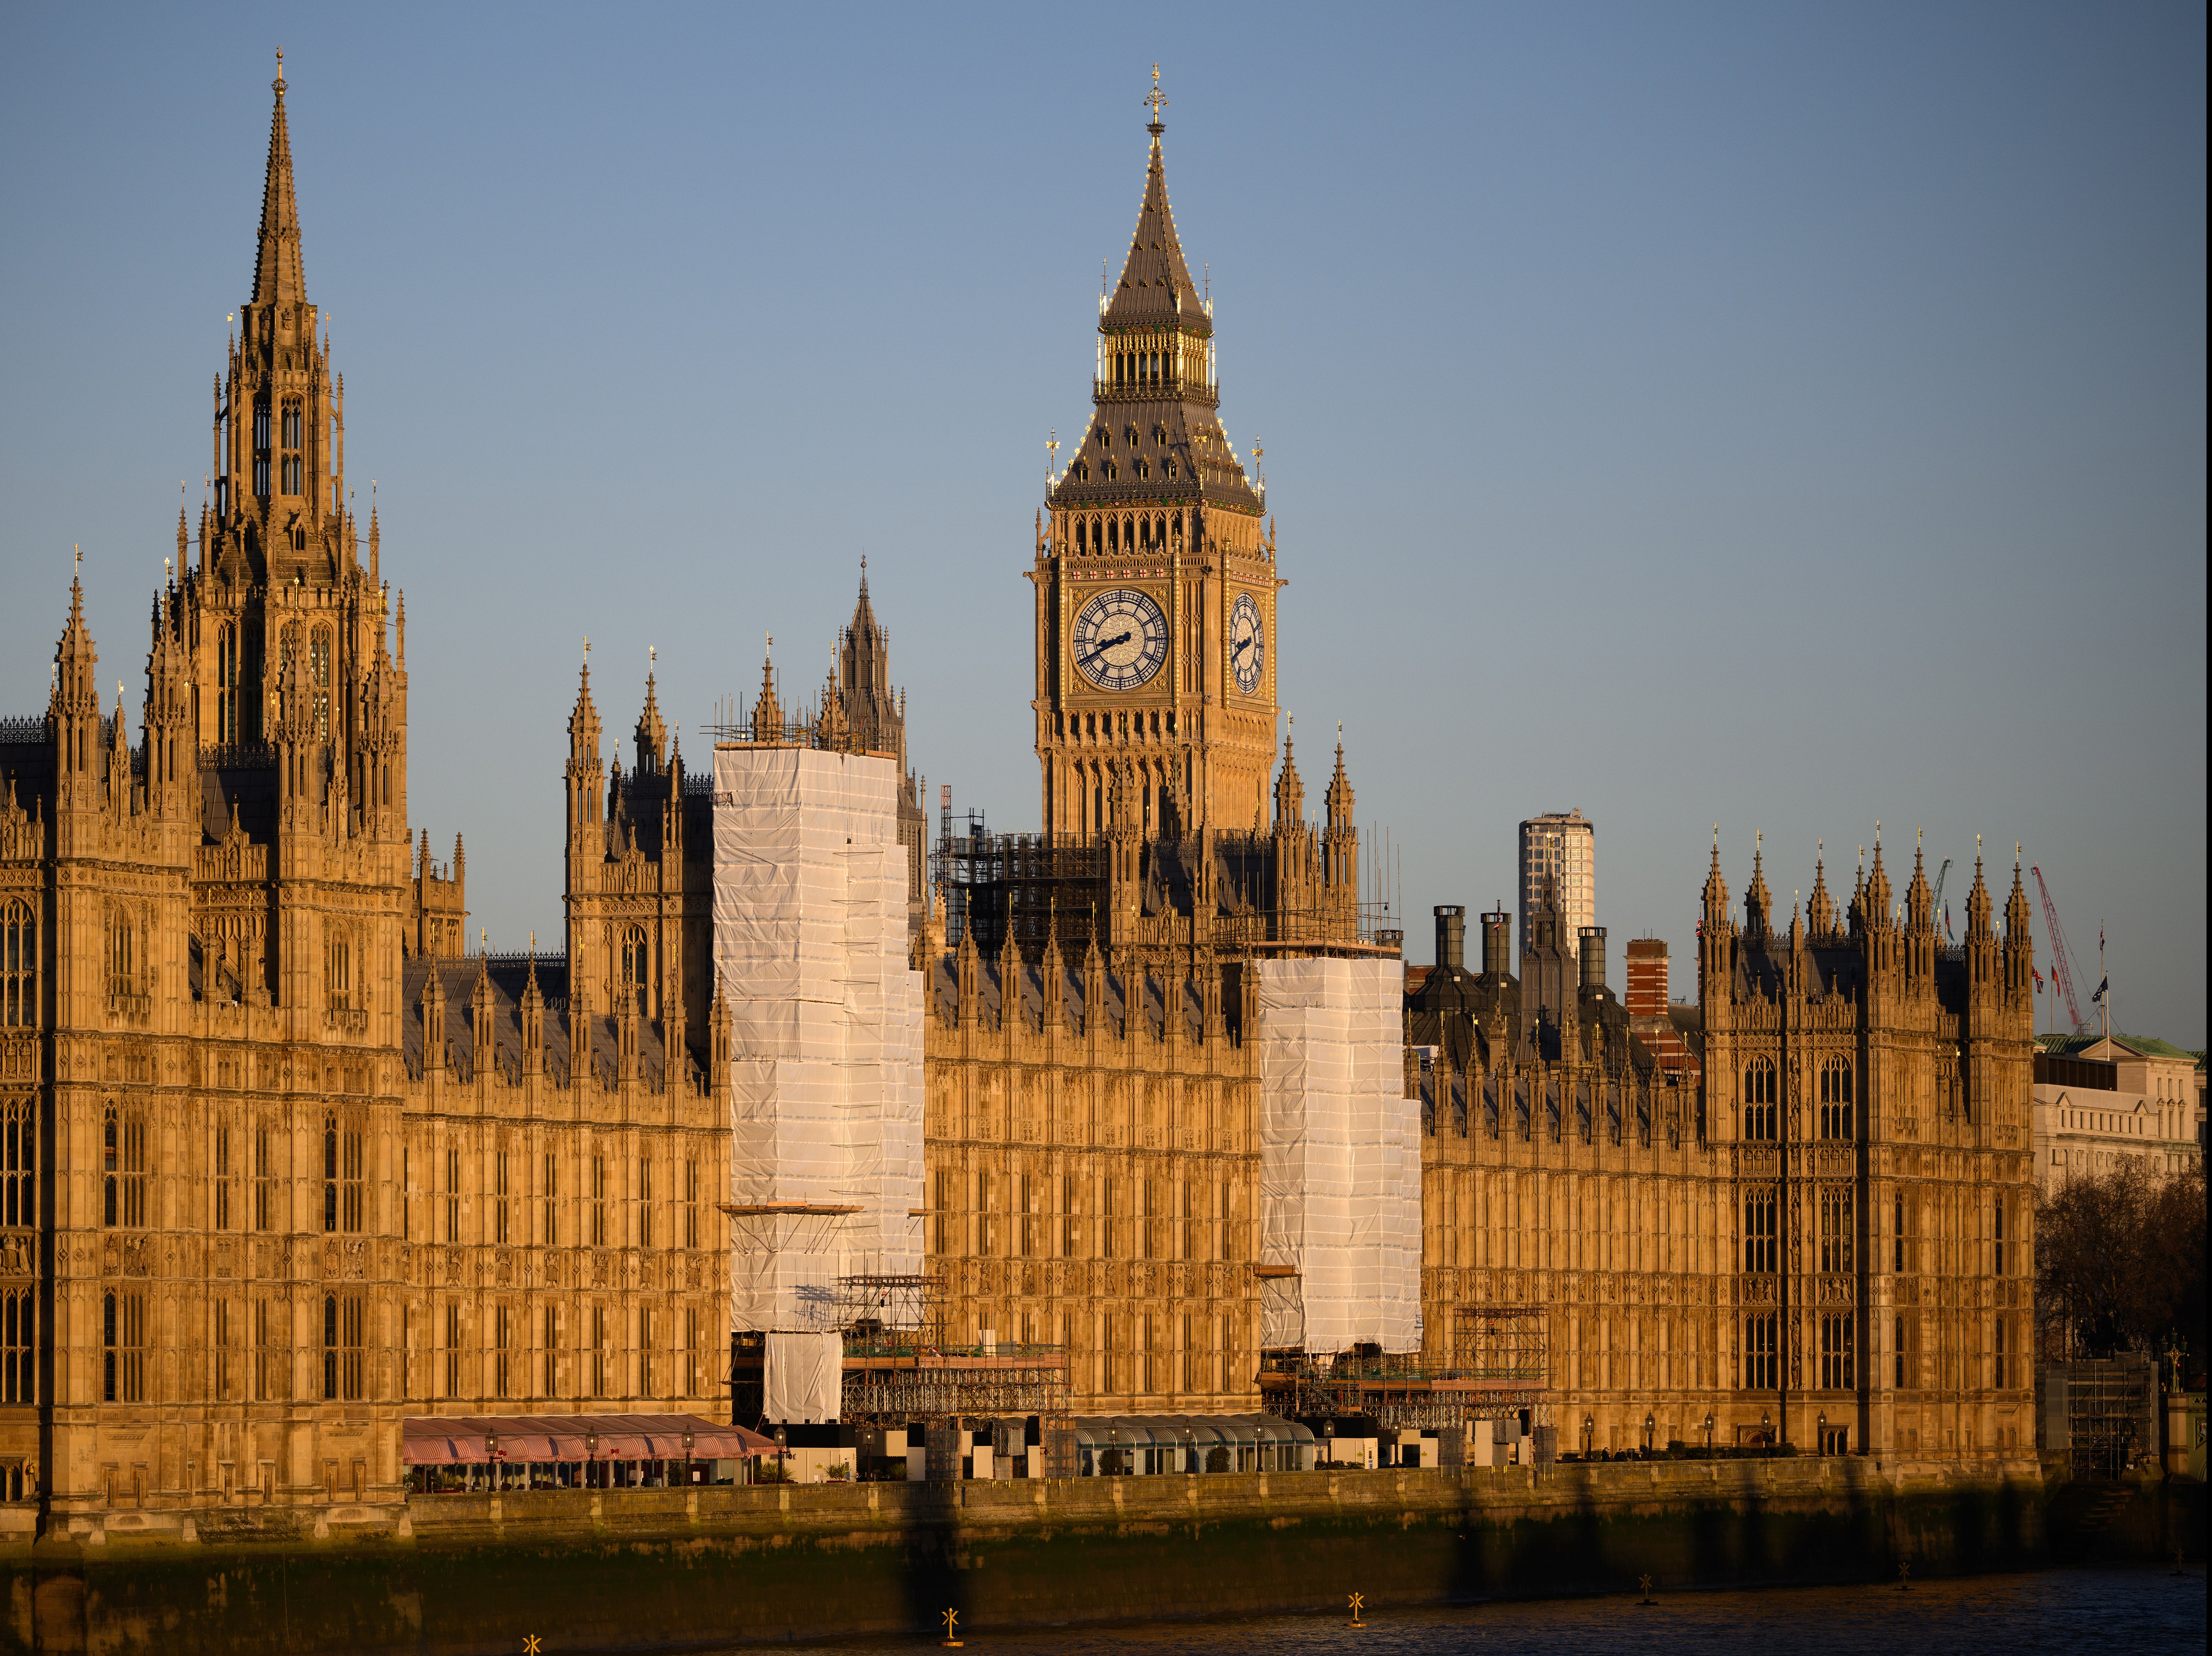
[1257,956,1419,1353]
[713,745,923,1356]
[764,1329,845,1424]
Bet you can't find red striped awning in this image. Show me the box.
[402,1413,773,1466]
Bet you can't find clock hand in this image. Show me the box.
[1081,630,1134,664]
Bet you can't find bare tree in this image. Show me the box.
[2037,1162,2207,1375]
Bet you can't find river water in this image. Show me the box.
[767,1568,2204,1654]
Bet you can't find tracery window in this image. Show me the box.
[1744,1313,1777,1391]
[1,903,35,1026]
[212,1124,231,1231]
[253,1124,273,1230]
[618,927,649,1014]
[494,1304,513,1401]
[253,399,272,498]
[1819,1057,1855,1139]
[1,1099,32,1228]
[322,1293,364,1401]
[1819,1186,1853,1273]
[215,622,240,743]
[108,910,138,1003]
[590,1156,607,1247]
[323,1110,363,1234]
[103,1105,147,1228]
[1,1288,32,1404]
[1743,1191,1776,1273]
[442,1301,462,1399]
[1819,1313,1854,1390]
[309,629,331,741]
[683,1158,699,1249]
[637,1154,653,1249]
[494,1151,510,1245]
[212,1298,232,1402]
[325,928,353,1011]
[103,1291,146,1403]
[1742,1058,1777,1140]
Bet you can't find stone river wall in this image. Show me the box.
[3,1459,2200,1655]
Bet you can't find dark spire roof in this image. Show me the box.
[1048,88,1260,519]
[1104,121,1203,332]
[252,52,306,309]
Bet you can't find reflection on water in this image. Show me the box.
[726,1568,2202,1655]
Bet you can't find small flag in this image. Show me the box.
[2090,977,2108,1004]
[2033,967,2044,992]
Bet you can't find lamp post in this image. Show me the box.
[1583,1414,1595,1458]
[484,1430,499,1494]
[1703,1413,1714,1455]
[1185,1428,1196,1476]
[1644,1412,1656,1456]
[1322,1419,1335,1468]
[584,1430,598,1491]
[775,1424,789,1484]
[683,1427,695,1487]
[1818,1411,1828,1457]
[1760,1409,1772,1453]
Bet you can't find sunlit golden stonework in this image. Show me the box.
[0,69,2038,1537]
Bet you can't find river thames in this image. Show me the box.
[739,1567,2202,1654]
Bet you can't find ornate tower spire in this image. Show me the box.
[1272,733,1304,828]
[1807,842,1836,937]
[635,667,667,774]
[253,51,306,310]
[1036,73,1276,839]
[1745,833,1773,936]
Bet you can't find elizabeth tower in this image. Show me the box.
[1034,85,1280,845]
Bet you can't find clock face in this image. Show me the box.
[1229,592,1265,695]
[1072,587,1169,692]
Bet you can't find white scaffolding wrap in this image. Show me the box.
[1257,956,1420,1354]
[713,745,923,1361]
[763,1330,845,1425]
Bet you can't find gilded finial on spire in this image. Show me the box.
[1145,64,1168,130]
[274,46,285,97]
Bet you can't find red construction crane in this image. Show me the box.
[2030,866,2087,1035]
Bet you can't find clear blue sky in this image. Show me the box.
[3,3,2203,1043]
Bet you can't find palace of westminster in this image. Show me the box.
[0,67,2037,1528]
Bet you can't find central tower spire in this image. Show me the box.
[1034,73,1278,843]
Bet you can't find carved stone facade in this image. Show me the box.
[1412,840,2040,1465]
[0,72,2039,1548]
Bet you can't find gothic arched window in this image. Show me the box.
[309,628,332,741]
[1,901,34,1027]
[620,927,649,1014]
[326,928,352,1012]
[109,910,136,1002]
[1819,1057,1855,1140]
[1,1100,33,1231]
[1742,1058,1777,1141]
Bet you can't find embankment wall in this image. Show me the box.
[4,1461,2200,1655]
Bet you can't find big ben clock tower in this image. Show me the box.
[1033,74,1280,843]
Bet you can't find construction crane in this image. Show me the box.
[2030,865,2088,1035]
[1932,858,1953,939]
